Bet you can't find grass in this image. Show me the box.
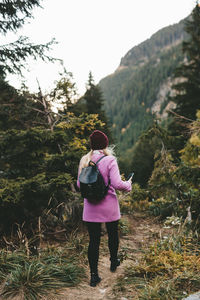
[0,255,84,299]
[0,250,27,280]
[137,272,200,300]
[113,226,200,300]
[119,217,131,236]
[0,231,87,299]
[2,261,59,300]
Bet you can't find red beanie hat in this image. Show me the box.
[90,130,109,150]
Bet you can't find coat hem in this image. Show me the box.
[82,216,121,223]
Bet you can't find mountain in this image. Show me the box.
[99,17,188,153]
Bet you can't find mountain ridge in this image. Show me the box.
[119,17,187,68]
[99,16,188,153]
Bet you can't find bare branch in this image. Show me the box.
[168,109,194,122]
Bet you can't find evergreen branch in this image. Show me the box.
[0,17,26,34]
[0,0,41,18]
[0,36,58,74]
[0,0,41,33]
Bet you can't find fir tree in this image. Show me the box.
[0,0,56,74]
[171,3,200,120]
[83,72,112,138]
[84,72,104,116]
[0,0,41,33]
[0,70,47,130]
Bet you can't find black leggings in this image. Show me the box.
[86,220,119,274]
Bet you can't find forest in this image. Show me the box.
[0,1,199,299]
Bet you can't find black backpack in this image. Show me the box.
[79,156,109,204]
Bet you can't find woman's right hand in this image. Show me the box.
[126,172,134,183]
[128,175,133,183]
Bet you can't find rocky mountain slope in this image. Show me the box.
[99,17,188,153]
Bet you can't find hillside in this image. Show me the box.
[99,17,188,153]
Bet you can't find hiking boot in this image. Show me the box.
[90,273,101,287]
[110,258,120,272]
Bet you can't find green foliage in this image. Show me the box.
[0,248,84,299]
[180,110,200,167]
[100,18,186,153]
[148,113,200,228]
[0,63,107,234]
[120,184,150,214]
[120,123,173,187]
[0,36,56,75]
[73,72,112,139]
[118,217,130,236]
[167,3,200,154]
[102,44,183,153]
[170,4,200,121]
[120,18,187,67]
[51,67,77,112]
[114,229,200,300]
[106,6,199,239]
[84,72,104,115]
[120,109,199,232]
[0,0,56,75]
[130,184,149,202]
[149,158,200,223]
[0,74,49,131]
[0,0,41,34]
[0,112,105,232]
[137,274,200,300]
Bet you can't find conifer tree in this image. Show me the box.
[0,0,56,74]
[83,72,112,138]
[0,0,41,33]
[84,72,104,116]
[0,70,47,130]
[171,3,200,120]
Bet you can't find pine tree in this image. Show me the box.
[171,3,200,120]
[0,0,56,74]
[0,0,41,33]
[83,72,112,139]
[84,72,104,116]
[0,70,47,130]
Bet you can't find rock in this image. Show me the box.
[99,288,106,294]
[183,292,200,300]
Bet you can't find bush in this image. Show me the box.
[120,183,150,213]
[0,113,105,233]
[114,228,200,300]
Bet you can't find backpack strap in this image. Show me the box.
[95,155,110,187]
[96,155,106,165]
[89,155,106,166]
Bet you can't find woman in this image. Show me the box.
[77,130,132,287]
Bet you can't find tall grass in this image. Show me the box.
[0,246,85,299]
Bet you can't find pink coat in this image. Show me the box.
[77,151,132,222]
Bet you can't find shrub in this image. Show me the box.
[120,183,150,213]
[113,228,200,300]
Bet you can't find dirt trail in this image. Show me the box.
[57,212,171,300]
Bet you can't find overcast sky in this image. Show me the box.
[7,0,195,96]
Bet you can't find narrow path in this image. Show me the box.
[57,212,172,300]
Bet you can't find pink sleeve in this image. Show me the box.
[76,160,81,189]
[77,176,80,189]
[109,157,132,192]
